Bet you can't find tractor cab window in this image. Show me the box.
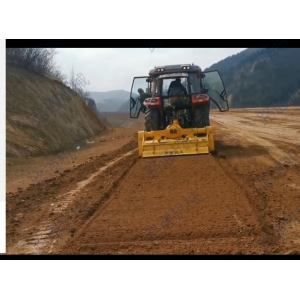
[130,77,151,118]
[156,76,189,96]
[188,73,201,94]
[162,78,173,96]
[167,77,188,96]
[201,70,229,111]
[153,77,162,96]
[181,78,188,92]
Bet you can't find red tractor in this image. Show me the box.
[129,64,229,157]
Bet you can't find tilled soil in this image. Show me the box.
[5,108,300,255]
[6,137,138,254]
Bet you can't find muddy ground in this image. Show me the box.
[5,108,300,255]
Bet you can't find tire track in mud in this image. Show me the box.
[62,152,265,254]
[39,150,139,254]
[212,117,300,254]
[6,140,138,254]
[53,151,140,254]
[211,145,271,238]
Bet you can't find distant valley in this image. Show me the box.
[90,90,136,113]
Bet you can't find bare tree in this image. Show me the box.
[70,66,76,89]
[52,69,68,84]
[6,47,61,79]
[83,89,90,99]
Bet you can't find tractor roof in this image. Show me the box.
[149,64,202,76]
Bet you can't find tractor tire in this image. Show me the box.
[195,104,210,128]
[145,108,160,131]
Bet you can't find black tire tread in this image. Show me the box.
[195,105,210,128]
[145,108,160,131]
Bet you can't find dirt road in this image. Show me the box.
[6,109,300,255]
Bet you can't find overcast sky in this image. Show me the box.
[56,48,246,92]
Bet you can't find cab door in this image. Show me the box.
[202,70,229,112]
[130,76,150,118]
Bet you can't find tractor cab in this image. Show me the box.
[130,64,228,130]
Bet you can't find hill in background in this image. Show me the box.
[205,47,300,108]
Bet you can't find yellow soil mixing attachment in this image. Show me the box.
[137,119,215,158]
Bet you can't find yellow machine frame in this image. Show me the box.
[137,120,215,158]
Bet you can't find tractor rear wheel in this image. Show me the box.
[195,104,210,128]
[145,108,160,131]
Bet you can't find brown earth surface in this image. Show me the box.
[6,64,105,158]
[5,109,300,255]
